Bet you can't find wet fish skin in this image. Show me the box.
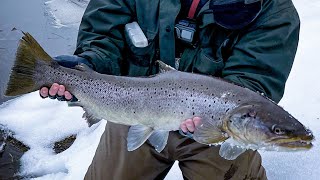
[4,33,314,160]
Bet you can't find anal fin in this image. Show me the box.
[127,125,154,151]
[82,111,101,127]
[68,101,101,127]
[148,130,169,152]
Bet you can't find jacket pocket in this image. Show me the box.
[193,48,224,76]
[124,29,157,76]
[126,39,155,66]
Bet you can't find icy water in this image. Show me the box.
[0,0,79,104]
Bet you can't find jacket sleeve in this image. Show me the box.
[222,2,300,103]
[74,0,134,75]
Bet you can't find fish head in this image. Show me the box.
[223,101,314,151]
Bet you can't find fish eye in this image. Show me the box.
[272,125,286,135]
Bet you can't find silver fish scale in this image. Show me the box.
[35,63,269,131]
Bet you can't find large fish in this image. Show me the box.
[4,33,314,160]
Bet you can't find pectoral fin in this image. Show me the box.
[148,131,169,152]
[219,141,246,160]
[193,121,228,145]
[127,125,154,151]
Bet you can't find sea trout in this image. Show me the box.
[4,33,314,160]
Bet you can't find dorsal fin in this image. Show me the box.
[156,60,176,73]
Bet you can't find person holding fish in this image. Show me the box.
[37,0,302,179]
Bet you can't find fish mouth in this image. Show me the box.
[278,140,313,149]
[269,136,314,149]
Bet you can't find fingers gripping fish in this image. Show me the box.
[4,33,314,160]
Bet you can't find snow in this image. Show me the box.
[0,93,106,178]
[0,0,319,179]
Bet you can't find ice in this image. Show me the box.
[44,0,89,28]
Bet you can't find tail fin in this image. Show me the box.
[5,32,53,96]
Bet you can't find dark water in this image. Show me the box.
[0,0,81,177]
[0,0,79,104]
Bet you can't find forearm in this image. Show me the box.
[74,0,135,75]
[222,3,300,103]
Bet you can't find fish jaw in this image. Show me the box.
[221,102,315,152]
[265,132,314,151]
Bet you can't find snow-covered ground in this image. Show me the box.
[0,0,319,179]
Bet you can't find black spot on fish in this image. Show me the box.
[193,112,195,115]
[181,112,183,114]
[192,100,195,102]
[211,116,214,119]
[226,108,230,113]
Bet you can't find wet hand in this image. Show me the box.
[180,117,202,133]
[39,83,73,101]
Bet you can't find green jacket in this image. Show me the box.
[74,0,300,103]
